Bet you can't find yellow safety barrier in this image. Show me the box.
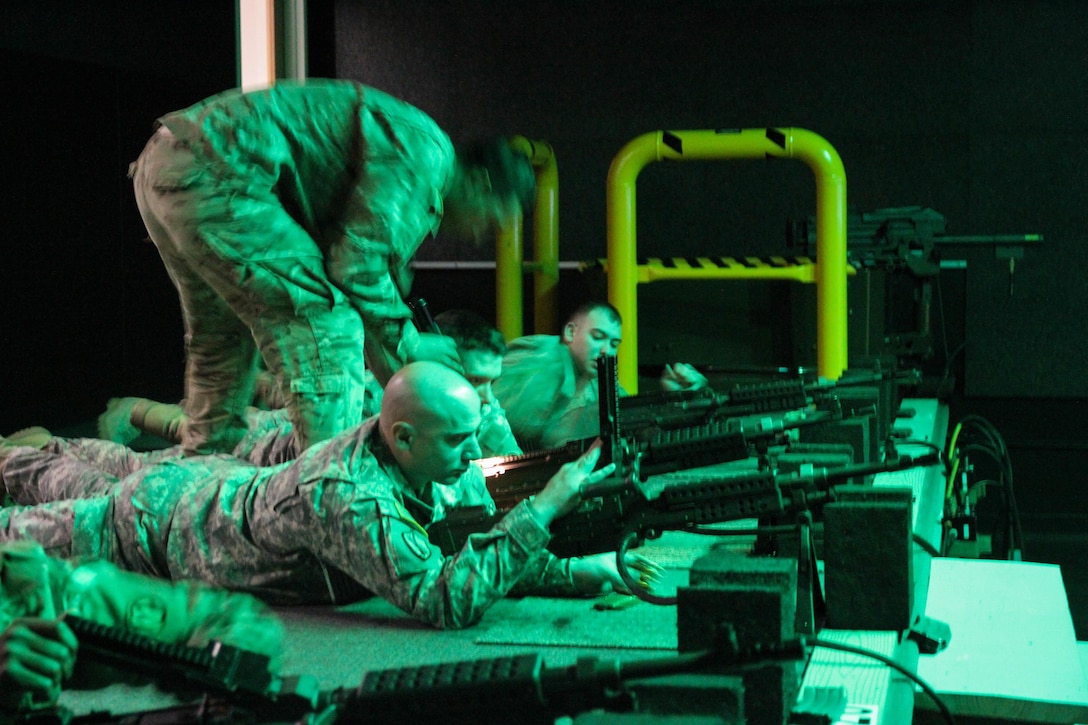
[495,137,560,339]
[590,255,857,284]
[606,128,848,392]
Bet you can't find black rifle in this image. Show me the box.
[5,617,323,725]
[430,355,866,556]
[473,406,836,513]
[474,354,856,509]
[617,361,915,437]
[435,445,938,560]
[37,635,812,724]
[330,635,808,725]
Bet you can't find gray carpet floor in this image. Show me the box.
[55,531,721,720]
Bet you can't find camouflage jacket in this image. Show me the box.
[159,79,456,376]
[52,418,579,628]
[493,335,602,450]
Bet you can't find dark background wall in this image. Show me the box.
[2,0,1085,632]
[337,0,1088,541]
[1,0,237,426]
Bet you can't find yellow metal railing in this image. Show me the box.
[606,127,849,393]
[604,255,850,283]
[495,137,560,339]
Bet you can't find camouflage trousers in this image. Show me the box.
[0,444,117,562]
[130,127,368,456]
[1,444,119,506]
[0,417,303,513]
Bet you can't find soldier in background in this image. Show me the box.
[432,308,521,457]
[495,301,708,450]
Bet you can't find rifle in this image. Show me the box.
[39,634,814,724]
[4,617,323,725]
[430,354,873,556]
[476,354,859,508]
[435,445,939,561]
[617,362,914,436]
[475,406,834,511]
[329,634,808,724]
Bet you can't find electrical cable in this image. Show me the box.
[942,415,1024,560]
[945,421,964,501]
[939,340,965,397]
[807,637,955,725]
[913,532,940,558]
[934,275,967,399]
[936,273,951,365]
[959,415,1023,557]
[605,566,958,725]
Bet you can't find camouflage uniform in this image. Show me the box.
[477,401,523,457]
[0,410,300,505]
[493,335,605,450]
[6,377,511,510]
[0,418,583,629]
[28,391,512,499]
[0,539,283,712]
[130,80,454,456]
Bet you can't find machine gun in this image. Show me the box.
[435,441,938,561]
[616,362,914,438]
[788,205,1042,363]
[329,635,809,725]
[6,616,323,725]
[788,205,1042,276]
[430,353,898,557]
[41,633,816,725]
[476,406,835,513]
[480,354,889,510]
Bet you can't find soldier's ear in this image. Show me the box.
[390,421,415,450]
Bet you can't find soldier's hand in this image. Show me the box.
[408,333,463,374]
[570,552,666,596]
[0,618,77,708]
[660,362,708,392]
[530,439,615,526]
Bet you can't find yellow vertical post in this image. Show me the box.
[606,128,847,393]
[531,143,560,334]
[497,137,559,340]
[607,134,659,394]
[495,215,524,340]
[787,129,848,382]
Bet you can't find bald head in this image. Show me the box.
[380,362,483,489]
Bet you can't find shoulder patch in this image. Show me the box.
[401,530,433,562]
